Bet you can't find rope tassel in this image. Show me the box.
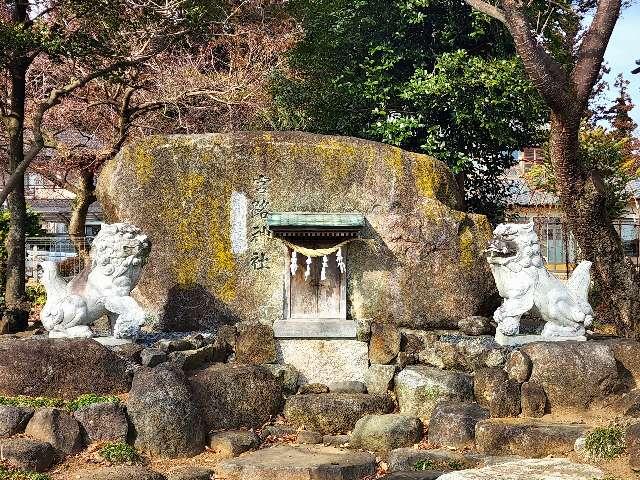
[290,251,298,276]
[321,255,328,280]
[336,247,346,273]
[304,256,312,281]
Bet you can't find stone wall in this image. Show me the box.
[97,131,497,331]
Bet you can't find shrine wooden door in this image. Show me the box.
[287,248,345,320]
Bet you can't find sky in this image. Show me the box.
[602,2,640,130]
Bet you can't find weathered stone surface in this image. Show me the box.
[388,448,473,472]
[114,342,145,363]
[235,322,277,364]
[264,363,300,394]
[473,368,508,409]
[141,348,168,367]
[601,338,640,387]
[521,341,619,409]
[97,132,496,331]
[395,366,473,419]
[0,405,33,437]
[70,466,166,480]
[299,383,330,394]
[285,393,394,434]
[260,424,297,440]
[370,323,401,364]
[297,430,324,444]
[322,434,351,446]
[437,458,603,479]
[169,344,219,370]
[157,339,193,352]
[428,402,489,448]
[489,380,521,418]
[166,467,213,480]
[520,382,546,418]
[276,339,368,385]
[366,364,396,395]
[475,419,587,457]
[505,351,531,384]
[0,338,131,398]
[25,408,83,454]
[329,381,367,393]
[350,414,423,451]
[215,444,376,480]
[73,402,128,444]
[189,363,283,430]
[627,423,640,471]
[380,473,443,480]
[418,336,506,372]
[616,389,640,416]
[127,364,205,457]
[208,430,260,458]
[0,438,55,472]
[458,316,493,336]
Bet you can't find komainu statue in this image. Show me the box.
[40,223,151,339]
[485,222,593,345]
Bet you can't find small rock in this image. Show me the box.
[0,438,55,472]
[208,430,260,458]
[297,430,324,444]
[298,383,330,394]
[259,424,297,440]
[474,368,508,409]
[329,381,367,393]
[114,343,145,363]
[388,447,471,472]
[520,381,546,418]
[322,434,351,446]
[169,344,220,370]
[350,414,423,451]
[505,351,532,384]
[73,402,128,444]
[366,364,396,395]
[369,323,401,364]
[264,363,300,394]
[489,380,521,418]
[25,407,83,454]
[235,322,277,364]
[428,402,489,448]
[0,405,34,437]
[166,466,213,480]
[156,339,193,353]
[186,334,208,350]
[458,316,493,336]
[285,393,394,434]
[141,348,168,367]
[70,466,166,480]
[395,366,473,419]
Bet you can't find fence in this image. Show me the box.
[25,236,94,280]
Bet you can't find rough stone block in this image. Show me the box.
[208,430,260,458]
[0,405,34,437]
[25,408,83,454]
[520,381,546,418]
[0,438,55,472]
[235,322,277,364]
[369,323,401,364]
[366,364,396,395]
[428,402,489,448]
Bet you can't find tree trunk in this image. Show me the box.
[549,112,640,337]
[68,170,96,267]
[1,60,29,334]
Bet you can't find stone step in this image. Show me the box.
[475,419,588,457]
[436,458,603,479]
[215,444,376,480]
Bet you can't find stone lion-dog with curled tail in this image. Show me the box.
[485,222,593,345]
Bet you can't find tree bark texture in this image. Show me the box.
[68,170,96,267]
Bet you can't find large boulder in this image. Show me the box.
[127,364,205,458]
[0,338,131,398]
[0,438,55,472]
[428,402,489,448]
[24,408,83,454]
[395,366,473,419]
[188,363,283,430]
[350,414,423,451]
[284,393,394,434]
[601,338,640,387]
[97,132,496,331]
[521,341,620,409]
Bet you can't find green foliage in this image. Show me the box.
[98,442,139,464]
[415,459,464,471]
[0,465,51,480]
[0,395,64,409]
[25,283,47,308]
[66,393,121,412]
[584,425,625,460]
[271,0,548,219]
[526,126,634,219]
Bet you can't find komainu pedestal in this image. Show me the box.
[40,223,151,339]
[485,222,593,346]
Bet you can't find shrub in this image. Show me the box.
[25,283,46,307]
[98,442,139,464]
[66,393,121,412]
[0,465,51,480]
[584,426,625,460]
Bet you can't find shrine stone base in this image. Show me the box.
[275,339,368,385]
[495,331,587,346]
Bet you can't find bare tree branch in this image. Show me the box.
[464,0,507,24]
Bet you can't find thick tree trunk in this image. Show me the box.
[549,112,640,337]
[68,170,96,267]
[1,60,29,334]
